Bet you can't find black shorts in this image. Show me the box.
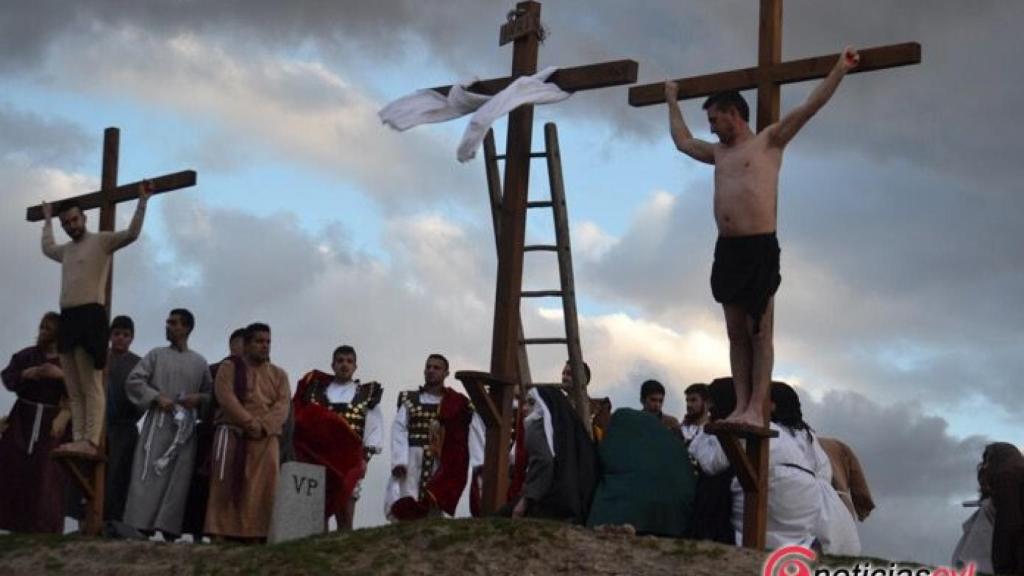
[58,303,109,370]
[710,233,781,332]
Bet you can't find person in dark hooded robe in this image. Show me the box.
[978,442,1024,575]
[507,386,597,523]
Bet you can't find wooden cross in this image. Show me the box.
[628,0,920,550]
[24,126,197,536]
[403,1,638,516]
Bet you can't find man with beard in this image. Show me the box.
[40,182,151,457]
[681,383,710,444]
[122,309,212,540]
[205,323,291,542]
[293,345,384,530]
[0,312,69,533]
[385,354,484,521]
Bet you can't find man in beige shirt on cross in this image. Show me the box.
[665,47,860,427]
[40,181,151,456]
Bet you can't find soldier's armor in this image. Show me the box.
[305,378,383,439]
[397,390,442,448]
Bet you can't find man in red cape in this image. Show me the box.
[386,354,483,521]
[293,345,383,530]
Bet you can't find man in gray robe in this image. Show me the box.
[122,308,212,540]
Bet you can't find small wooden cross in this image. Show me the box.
[409,1,637,515]
[628,0,920,550]
[24,126,197,536]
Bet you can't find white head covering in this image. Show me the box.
[525,387,556,457]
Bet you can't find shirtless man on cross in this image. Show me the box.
[665,47,860,427]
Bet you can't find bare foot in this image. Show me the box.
[732,410,767,428]
[723,409,746,423]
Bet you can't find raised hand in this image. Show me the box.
[839,46,860,72]
[138,179,153,203]
[42,200,53,221]
[664,80,680,102]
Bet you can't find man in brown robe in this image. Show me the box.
[0,312,69,533]
[819,437,875,522]
[204,323,290,542]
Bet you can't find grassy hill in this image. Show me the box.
[0,518,929,575]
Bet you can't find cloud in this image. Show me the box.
[0,104,91,166]
[36,30,481,210]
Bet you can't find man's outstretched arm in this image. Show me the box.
[106,180,152,251]
[666,81,715,165]
[769,46,860,149]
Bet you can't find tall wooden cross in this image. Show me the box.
[407,1,637,515]
[628,0,920,549]
[24,126,197,536]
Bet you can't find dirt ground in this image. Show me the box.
[0,518,907,576]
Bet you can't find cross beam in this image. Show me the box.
[408,1,636,516]
[628,42,920,109]
[627,0,920,549]
[26,171,197,222]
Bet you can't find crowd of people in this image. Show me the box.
[1,308,880,552]
[0,315,1020,570]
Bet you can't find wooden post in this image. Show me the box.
[406,2,637,515]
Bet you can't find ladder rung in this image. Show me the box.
[493,152,547,161]
[527,201,553,209]
[521,338,568,345]
[529,382,572,389]
[521,290,564,298]
[524,244,558,252]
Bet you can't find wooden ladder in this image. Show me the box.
[481,123,591,434]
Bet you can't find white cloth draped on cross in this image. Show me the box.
[378,66,571,162]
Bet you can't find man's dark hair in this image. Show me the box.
[333,345,357,363]
[244,322,271,343]
[57,199,83,216]
[110,315,135,334]
[640,379,666,400]
[565,360,592,385]
[170,308,195,336]
[684,383,709,400]
[427,353,449,372]
[229,327,247,343]
[707,377,736,421]
[703,91,750,122]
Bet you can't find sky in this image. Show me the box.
[1,0,1021,565]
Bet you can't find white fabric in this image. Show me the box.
[457,66,569,162]
[767,425,861,555]
[384,389,485,520]
[378,67,571,163]
[525,388,555,457]
[951,499,995,574]
[681,423,703,444]
[378,80,490,131]
[325,379,384,452]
